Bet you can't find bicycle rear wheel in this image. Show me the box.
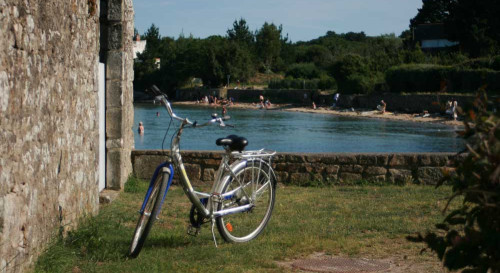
[216,160,276,243]
[128,170,169,258]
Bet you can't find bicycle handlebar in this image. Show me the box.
[158,96,231,128]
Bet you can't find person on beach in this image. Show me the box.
[332,93,340,108]
[222,105,227,116]
[138,121,144,135]
[312,102,316,110]
[377,100,386,114]
[265,98,272,109]
[451,99,458,120]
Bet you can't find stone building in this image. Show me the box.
[0,1,134,272]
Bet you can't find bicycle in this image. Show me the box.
[128,94,277,258]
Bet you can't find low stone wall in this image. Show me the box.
[132,151,462,185]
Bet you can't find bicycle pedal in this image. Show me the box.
[187,225,200,237]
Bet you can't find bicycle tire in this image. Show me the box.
[216,160,276,243]
[128,170,169,258]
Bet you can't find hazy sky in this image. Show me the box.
[133,0,423,42]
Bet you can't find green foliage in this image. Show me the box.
[386,64,500,93]
[330,54,379,94]
[268,76,336,90]
[285,63,322,79]
[446,0,500,57]
[411,0,500,57]
[124,176,140,193]
[255,22,284,72]
[410,0,454,28]
[227,18,254,48]
[408,92,500,272]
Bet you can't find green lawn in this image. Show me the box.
[35,180,454,272]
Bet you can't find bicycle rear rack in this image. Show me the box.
[231,149,276,160]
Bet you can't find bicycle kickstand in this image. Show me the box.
[211,218,218,248]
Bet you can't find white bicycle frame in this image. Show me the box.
[159,96,276,221]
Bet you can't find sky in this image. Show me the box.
[133,0,423,42]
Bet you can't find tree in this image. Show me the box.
[410,0,454,29]
[227,18,254,47]
[446,0,500,57]
[255,22,283,72]
[142,24,162,57]
[408,92,500,272]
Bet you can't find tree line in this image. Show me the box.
[134,0,500,96]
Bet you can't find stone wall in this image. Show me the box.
[0,1,101,272]
[132,151,461,185]
[101,0,134,189]
[0,0,134,272]
[337,93,475,113]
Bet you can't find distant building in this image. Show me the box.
[154,57,161,69]
[413,23,459,51]
[133,33,147,59]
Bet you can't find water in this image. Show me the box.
[134,103,464,153]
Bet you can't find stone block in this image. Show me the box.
[388,169,413,184]
[363,166,387,176]
[106,138,123,149]
[337,155,357,164]
[105,80,123,108]
[323,165,339,174]
[305,154,323,163]
[106,51,123,80]
[418,154,432,166]
[105,108,122,139]
[340,165,363,174]
[431,155,449,166]
[202,168,215,181]
[366,175,386,183]
[106,149,124,189]
[107,0,123,21]
[389,154,406,167]
[289,172,311,186]
[311,173,323,182]
[358,155,376,165]
[324,174,338,183]
[133,155,166,180]
[339,172,362,182]
[284,154,305,163]
[377,155,389,166]
[275,171,289,184]
[417,167,444,185]
[108,23,123,50]
[404,155,419,167]
[184,164,201,181]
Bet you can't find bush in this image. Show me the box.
[268,76,336,90]
[285,63,323,79]
[386,64,500,93]
[330,54,377,94]
[408,91,500,272]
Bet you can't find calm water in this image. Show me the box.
[134,103,464,153]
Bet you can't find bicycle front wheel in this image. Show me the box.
[128,170,168,258]
[216,160,276,243]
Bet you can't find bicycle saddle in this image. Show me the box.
[216,135,248,152]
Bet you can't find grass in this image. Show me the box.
[34,179,456,273]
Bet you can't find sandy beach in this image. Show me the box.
[172,101,463,126]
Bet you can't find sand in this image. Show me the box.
[171,101,463,126]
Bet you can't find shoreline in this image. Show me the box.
[167,101,463,126]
